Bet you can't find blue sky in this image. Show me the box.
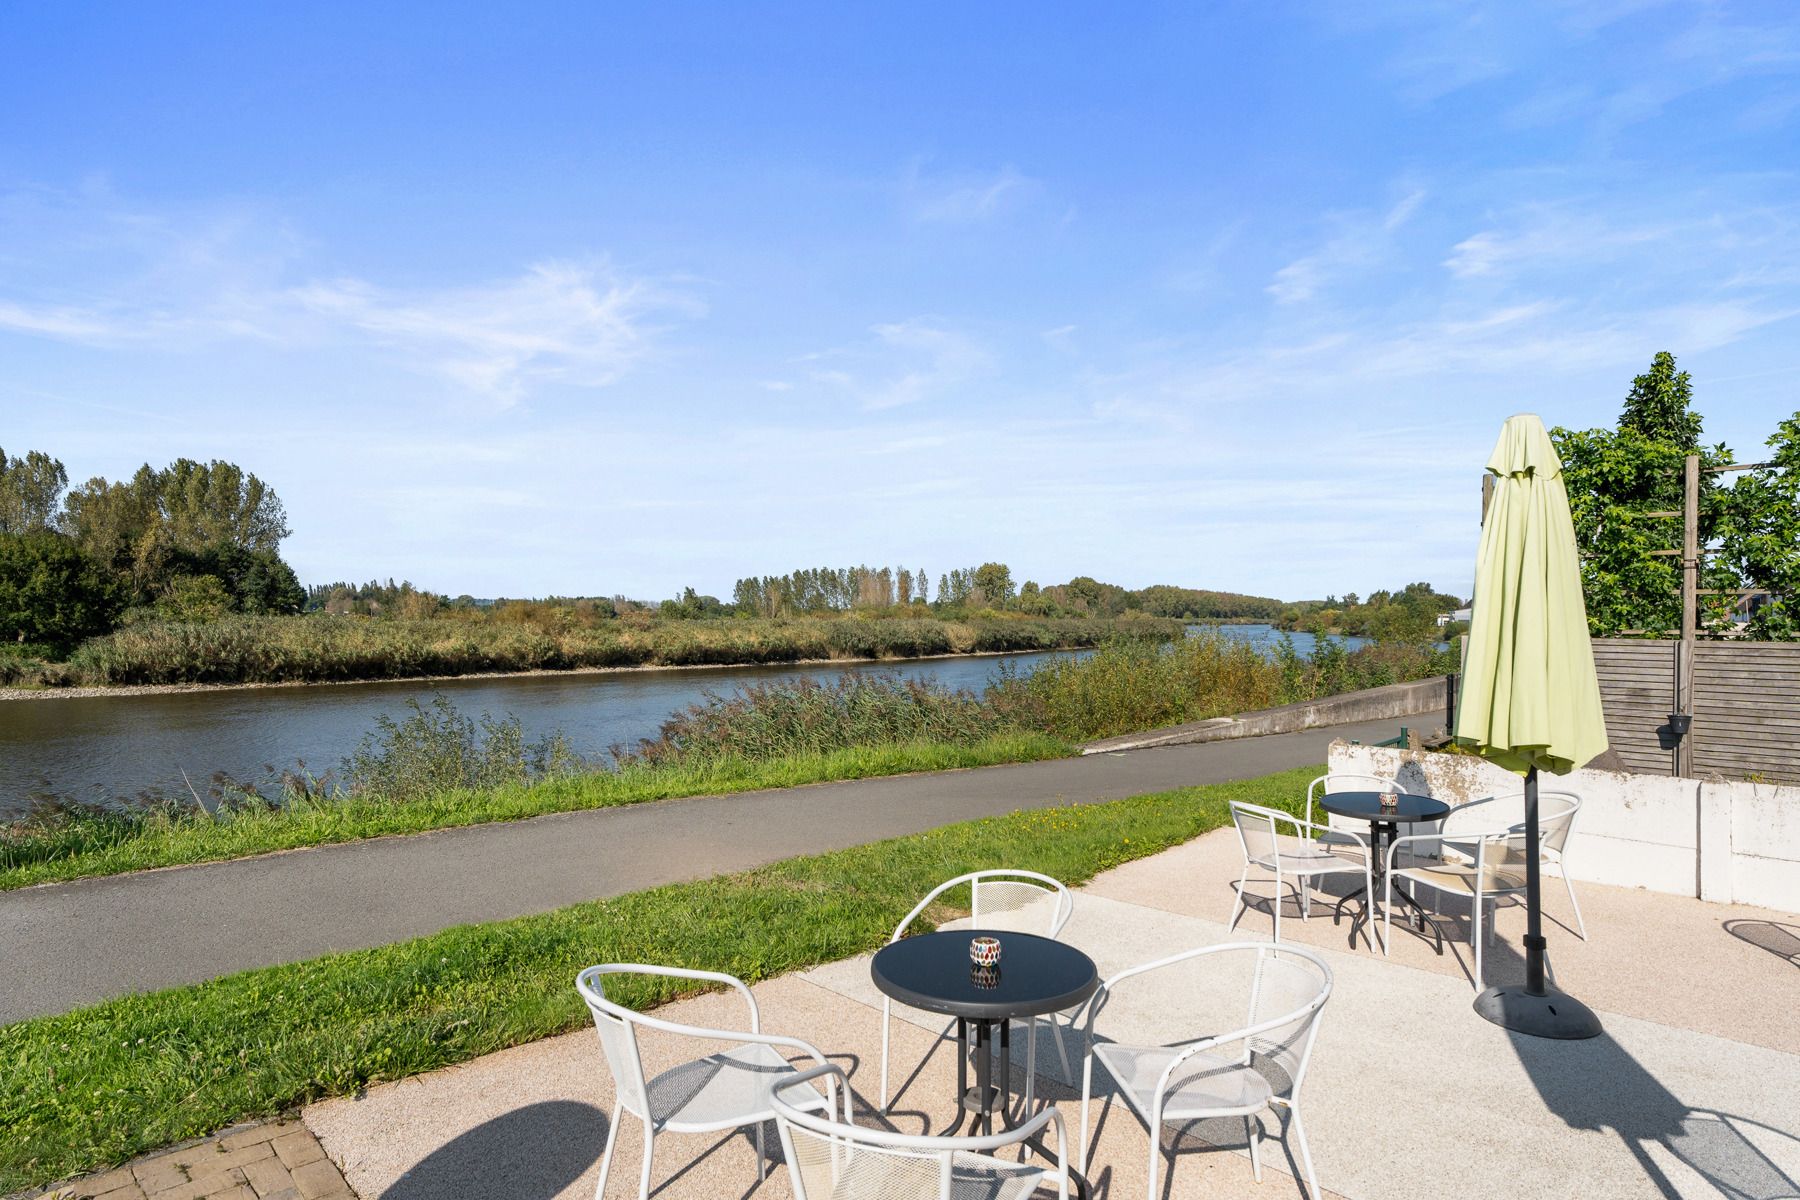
[3,1,1797,602]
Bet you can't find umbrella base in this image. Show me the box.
[1474,984,1603,1040]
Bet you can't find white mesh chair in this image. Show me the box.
[1382,794,1580,986]
[576,963,837,1199]
[774,1064,1071,1200]
[879,870,1076,1114]
[1304,772,1401,853]
[1228,802,1377,949]
[1077,942,1333,1200]
[1436,790,1586,938]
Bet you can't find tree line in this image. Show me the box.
[1279,581,1466,643]
[721,563,1288,621]
[0,449,302,652]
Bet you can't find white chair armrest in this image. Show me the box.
[587,963,762,1032]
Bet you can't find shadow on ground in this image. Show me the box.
[1470,928,1800,1199]
[380,1100,606,1200]
[1724,919,1800,968]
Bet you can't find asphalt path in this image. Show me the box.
[0,714,1431,1023]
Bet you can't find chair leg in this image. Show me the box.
[1563,870,1588,940]
[1472,891,1484,989]
[1291,1107,1320,1200]
[1229,864,1250,931]
[1272,868,1283,944]
[1145,1124,1160,1200]
[1078,1054,1094,1170]
[596,1101,622,1200]
[1382,873,1393,957]
[1051,1016,1074,1082]
[1024,1021,1037,1113]
[637,1120,655,1200]
[755,1120,766,1182]
[879,997,892,1112]
[1246,1114,1263,1182]
[1300,881,1311,921]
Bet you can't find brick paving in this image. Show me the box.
[36,1120,354,1200]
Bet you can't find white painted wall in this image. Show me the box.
[1329,742,1800,914]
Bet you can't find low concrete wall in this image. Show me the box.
[1331,742,1800,914]
[1081,676,1449,754]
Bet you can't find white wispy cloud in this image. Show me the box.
[1268,188,1427,304]
[291,262,680,404]
[802,318,993,411]
[0,189,694,404]
[906,163,1039,224]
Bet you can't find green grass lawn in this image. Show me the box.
[0,732,1072,890]
[0,764,1317,1192]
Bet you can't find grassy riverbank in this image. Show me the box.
[0,733,1071,889]
[0,613,1172,688]
[0,765,1317,1192]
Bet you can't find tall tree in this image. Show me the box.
[1717,413,1800,639]
[1620,351,1703,451]
[0,447,69,534]
[1555,351,1734,637]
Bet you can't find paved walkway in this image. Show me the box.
[41,1120,351,1200]
[301,828,1800,1200]
[0,715,1425,1023]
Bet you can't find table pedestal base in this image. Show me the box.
[947,1016,1089,1199]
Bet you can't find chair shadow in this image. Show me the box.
[380,1099,606,1200]
[1724,919,1800,967]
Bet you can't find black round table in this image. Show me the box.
[1318,790,1452,931]
[872,930,1097,1194]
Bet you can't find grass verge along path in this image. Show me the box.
[0,733,1071,891]
[0,765,1317,1192]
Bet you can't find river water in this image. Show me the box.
[0,623,1365,816]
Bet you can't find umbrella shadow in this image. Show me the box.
[379,1099,607,1200]
[1724,920,1800,968]
[1481,935,1800,1199]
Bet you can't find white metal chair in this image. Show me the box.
[1382,794,1580,986]
[1437,789,1586,938]
[774,1064,1071,1200]
[879,870,1076,1113]
[576,963,837,1199]
[1077,942,1333,1200]
[1304,772,1401,853]
[1228,802,1377,949]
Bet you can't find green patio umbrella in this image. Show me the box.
[1455,412,1607,1039]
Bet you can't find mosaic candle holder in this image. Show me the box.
[969,935,1002,966]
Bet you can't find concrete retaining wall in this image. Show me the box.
[1331,742,1800,913]
[1081,676,1449,754]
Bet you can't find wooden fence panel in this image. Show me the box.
[1694,641,1800,785]
[1592,639,1677,776]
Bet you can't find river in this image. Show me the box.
[0,623,1366,816]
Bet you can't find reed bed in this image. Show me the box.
[54,614,1167,687]
[987,628,1457,742]
[629,673,1015,766]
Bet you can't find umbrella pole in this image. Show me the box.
[1474,764,1602,1039]
[1524,764,1547,996]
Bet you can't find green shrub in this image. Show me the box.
[0,531,129,654]
[342,695,580,801]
